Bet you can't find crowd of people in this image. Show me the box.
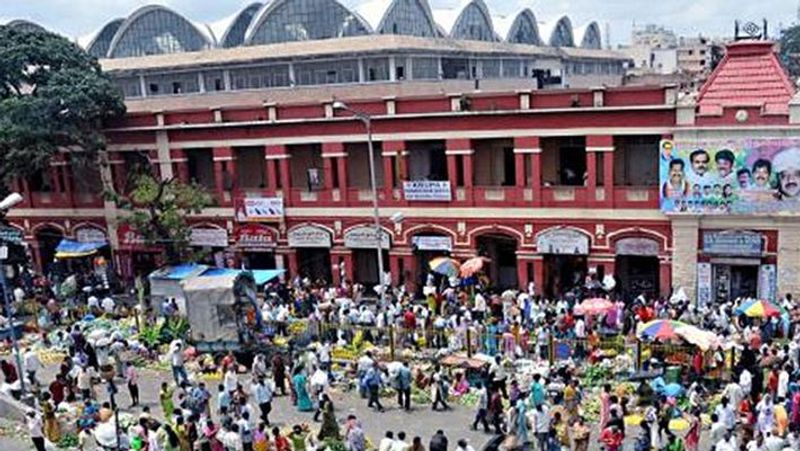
[4,265,800,451]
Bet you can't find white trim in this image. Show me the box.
[170,158,188,163]
[513,148,541,154]
[444,149,474,155]
[321,153,347,158]
[586,146,615,152]
[213,157,234,161]
[265,154,290,160]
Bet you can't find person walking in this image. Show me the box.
[396,361,412,411]
[125,361,140,407]
[429,430,448,451]
[365,362,384,412]
[471,382,490,433]
[253,376,274,426]
[27,410,45,451]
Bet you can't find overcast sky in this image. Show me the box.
[0,0,798,46]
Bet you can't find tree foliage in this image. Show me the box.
[0,25,125,186]
[780,25,800,79]
[109,174,216,264]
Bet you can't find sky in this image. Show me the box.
[0,0,798,47]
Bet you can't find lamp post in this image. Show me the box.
[0,192,26,394]
[331,101,386,303]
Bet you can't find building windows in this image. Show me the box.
[346,142,384,189]
[541,137,587,186]
[613,136,660,186]
[230,65,291,89]
[145,73,200,96]
[501,59,522,78]
[480,59,500,78]
[442,58,469,79]
[295,60,359,85]
[203,71,226,92]
[364,58,390,82]
[236,147,267,190]
[186,149,215,189]
[115,77,142,98]
[407,141,448,182]
[411,57,439,80]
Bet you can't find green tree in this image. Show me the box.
[109,174,216,264]
[780,25,800,78]
[0,24,125,188]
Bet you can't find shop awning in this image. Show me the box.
[55,239,108,259]
[200,267,285,285]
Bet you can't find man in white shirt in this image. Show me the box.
[764,431,785,451]
[101,296,115,314]
[23,348,41,386]
[378,431,394,451]
[739,368,752,397]
[27,410,44,451]
[391,431,410,451]
[778,365,791,400]
[169,342,187,385]
[715,431,737,451]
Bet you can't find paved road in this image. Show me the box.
[0,363,714,450]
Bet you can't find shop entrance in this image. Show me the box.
[296,248,332,284]
[243,252,276,270]
[353,249,389,287]
[476,234,518,290]
[35,226,63,275]
[713,264,758,302]
[543,255,588,298]
[412,234,452,294]
[616,256,659,301]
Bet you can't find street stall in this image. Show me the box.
[147,264,208,314]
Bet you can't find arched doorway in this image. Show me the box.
[476,233,518,290]
[537,228,590,298]
[411,233,453,295]
[614,237,661,301]
[35,226,63,275]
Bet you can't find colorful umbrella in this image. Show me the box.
[460,257,488,278]
[574,298,615,316]
[674,325,720,351]
[429,257,461,278]
[735,299,781,318]
[637,320,688,341]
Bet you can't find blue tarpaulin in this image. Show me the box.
[55,239,108,258]
[149,264,208,281]
[200,267,285,285]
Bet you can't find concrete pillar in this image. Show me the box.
[671,217,700,301]
[777,220,800,297]
[659,257,672,298]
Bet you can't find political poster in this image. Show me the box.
[660,138,800,214]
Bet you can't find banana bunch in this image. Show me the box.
[37,350,67,365]
[200,370,223,382]
[331,347,357,361]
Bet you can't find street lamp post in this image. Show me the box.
[0,192,26,394]
[332,101,386,304]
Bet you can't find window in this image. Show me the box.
[501,59,521,78]
[346,142,384,189]
[364,58,390,82]
[288,144,323,190]
[294,60,359,85]
[407,141,447,181]
[115,77,142,98]
[481,59,500,78]
[540,137,586,186]
[186,149,215,189]
[614,136,660,186]
[203,71,225,92]
[230,65,291,90]
[411,57,439,79]
[236,147,266,189]
[442,58,469,79]
[145,73,200,96]
[473,139,515,186]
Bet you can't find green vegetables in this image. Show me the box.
[57,434,79,449]
[581,366,612,387]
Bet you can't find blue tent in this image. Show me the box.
[200,267,285,285]
[55,239,108,258]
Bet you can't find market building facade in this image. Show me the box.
[7,3,800,301]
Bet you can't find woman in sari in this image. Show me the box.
[293,365,313,412]
[317,394,340,441]
[41,393,60,443]
[683,409,700,451]
[159,382,175,418]
[514,399,529,446]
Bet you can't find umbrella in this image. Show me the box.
[735,299,781,318]
[460,257,488,278]
[574,298,615,316]
[674,325,720,351]
[429,257,461,278]
[637,320,688,341]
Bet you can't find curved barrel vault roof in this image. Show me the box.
[244,0,373,45]
[216,3,263,48]
[84,18,125,58]
[107,5,214,58]
[504,9,541,45]
[449,0,498,41]
[575,21,602,49]
[540,15,574,47]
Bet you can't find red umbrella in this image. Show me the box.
[460,257,489,278]
[573,298,615,316]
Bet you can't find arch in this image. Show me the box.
[85,18,125,58]
[108,5,213,59]
[606,228,669,253]
[547,15,574,47]
[188,221,227,231]
[71,221,107,235]
[376,0,439,37]
[342,223,394,239]
[403,223,457,244]
[287,222,336,237]
[6,20,46,33]
[450,0,498,42]
[467,224,524,245]
[506,9,541,45]
[578,21,602,49]
[534,225,592,246]
[31,222,67,236]
[219,3,263,48]
[245,0,372,45]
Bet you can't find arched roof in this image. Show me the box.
[449,0,498,42]
[576,21,602,49]
[505,9,541,45]
[245,0,372,45]
[218,3,263,48]
[368,0,440,37]
[6,20,46,33]
[85,18,125,58]
[107,5,214,59]
[541,15,574,47]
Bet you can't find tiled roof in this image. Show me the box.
[697,40,795,115]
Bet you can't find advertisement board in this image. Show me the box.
[702,230,762,256]
[758,264,777,301]
[235,224,277,251]
[190,228,229,247]
[412,236,453,251]
[75,227,107,244]
[403,181,452,201]
[697,263,712,307]
[536,229,589,255]
[288,225,332,248]
[660,138,800,214]
[235,197,284,222]
[344,226,391,249]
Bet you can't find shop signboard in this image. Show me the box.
[117,223,146,248]
[412,236,452,252]
[702,230,762,256]
[235,223,277,251]
[536,229,589,255]
[235,197,284,222]
[75,227,107,243]
[614,237,659,256]
[189,228,229,247]
[403,181,452,201]
[660,138,800,214]
[758,264,777,301]
[288,225,332,248]
[697,262,712,307]
[344,226,391,249]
